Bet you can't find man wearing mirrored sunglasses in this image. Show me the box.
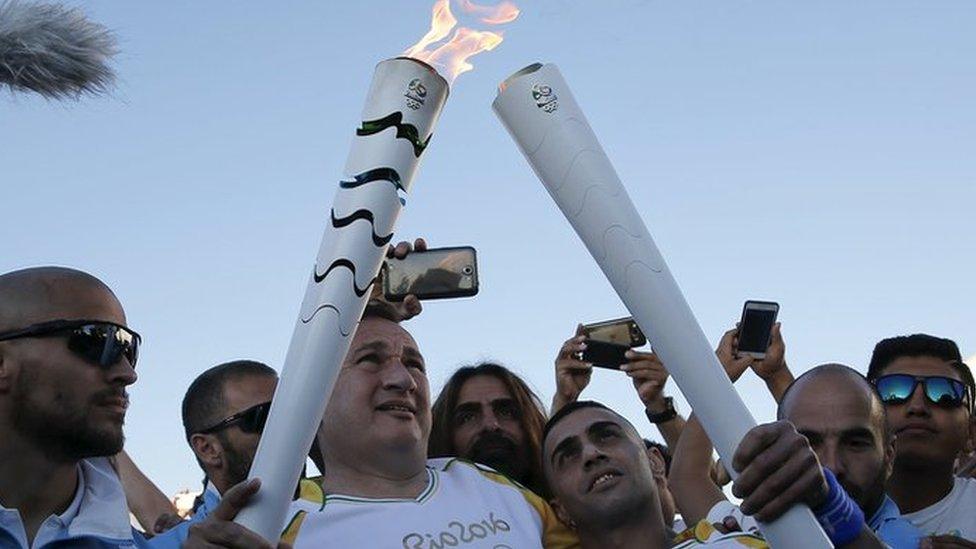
[867,334,976,544]
[147,360,278,547]
[0,266,147,548]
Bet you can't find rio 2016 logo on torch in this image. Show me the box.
[531,84,558,113]
[405,78,428,110]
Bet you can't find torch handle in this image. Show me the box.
[233,57,448,542]
[493,63,832,548]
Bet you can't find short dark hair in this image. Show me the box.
[643,439,672,474]
[429,362,548,496]
[362,299,401,323]
[182,360,277,440]
[867,334,973,412]
[542,400,616,445]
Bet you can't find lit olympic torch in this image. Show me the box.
[493,63,832,548]
[234,1,518,541]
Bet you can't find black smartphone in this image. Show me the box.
[579,317,646,370]
[382,246,479,301]
[736,300,780,359]
[581,317,646,347]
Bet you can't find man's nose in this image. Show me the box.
[381,359,417,392]
[819,443,844,479]
[581,442,606,470]
[481,409,501,431]
[107,357,137,386]
[905,383,931,416]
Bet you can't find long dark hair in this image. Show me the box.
[429,362,549,497]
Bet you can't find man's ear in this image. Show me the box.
[883,429,896,480]
[189,433,222,468]
[549,497,576,530]
[647,446,667,480]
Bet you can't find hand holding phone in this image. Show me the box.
[382,246,479,302]
[736,301,780,360]
[579,317,646,370]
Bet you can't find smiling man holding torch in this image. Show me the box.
[177,1,523,545]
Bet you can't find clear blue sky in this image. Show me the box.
[2,1,974,497]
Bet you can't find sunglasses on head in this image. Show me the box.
[197,401,272,435]
[873,374,970,410]
[0,319,141,369]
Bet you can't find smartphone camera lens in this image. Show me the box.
[462,265,473,276]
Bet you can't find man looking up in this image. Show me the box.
[867,334,976,543]
[183,302,578,548]
[429,362,549,496]
[0,267,146,548]
[543,400,884,548]
[147,360,279,547]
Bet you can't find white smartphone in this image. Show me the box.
[736,300,779,359]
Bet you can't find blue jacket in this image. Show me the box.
[0,458,150,548]
[869,495,923,549]
[143,486,219,548]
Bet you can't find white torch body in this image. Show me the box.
[493,63,831,548]
[235,57,448,541]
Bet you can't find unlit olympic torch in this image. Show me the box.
[235,57,448,541]
[493,63,831,548]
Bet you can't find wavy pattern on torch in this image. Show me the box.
[356,112,432,157]
[298,303,351,336]
[312,259,375,297]
[330,209,394,247]
[339,167,407,206]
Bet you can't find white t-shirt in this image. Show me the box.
[902,477,976,540]
[282,458,578,549]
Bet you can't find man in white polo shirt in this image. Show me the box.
[184,301,579,548]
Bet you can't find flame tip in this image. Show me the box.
[404,0,520,85]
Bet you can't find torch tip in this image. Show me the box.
[497,62,544,93]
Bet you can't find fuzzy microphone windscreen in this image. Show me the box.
[0,0,117,99]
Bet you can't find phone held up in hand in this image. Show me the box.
[579,317,647,370]
[382,246,479,302]
[736,300,780,359]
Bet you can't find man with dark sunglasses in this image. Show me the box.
[146,360,278,548]
[0,266,147,548]
[867,334,976,544]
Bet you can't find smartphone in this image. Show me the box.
[581,317,646,347]
[382,246,479,301]
[736,300,780,359]
[579,317,646,370]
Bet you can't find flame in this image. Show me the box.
[404,0,519,85]
[457,0,520,24]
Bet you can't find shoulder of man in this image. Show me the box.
[672,520,768,548]
[869,496,923,549]
[428,458,580,549]
[65,458,148,547]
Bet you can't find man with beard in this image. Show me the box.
[0,267,147,548]
[429,362,549,495]
[670,364,919,548]
[146,360,278,547]
[867,335,976,545]
[183,302,578,548]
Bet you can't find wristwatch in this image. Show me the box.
[645,397,677,424]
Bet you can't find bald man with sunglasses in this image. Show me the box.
[867,335,976,545]
[0,267,148,548]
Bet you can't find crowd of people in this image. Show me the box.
[1,242,974,548]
